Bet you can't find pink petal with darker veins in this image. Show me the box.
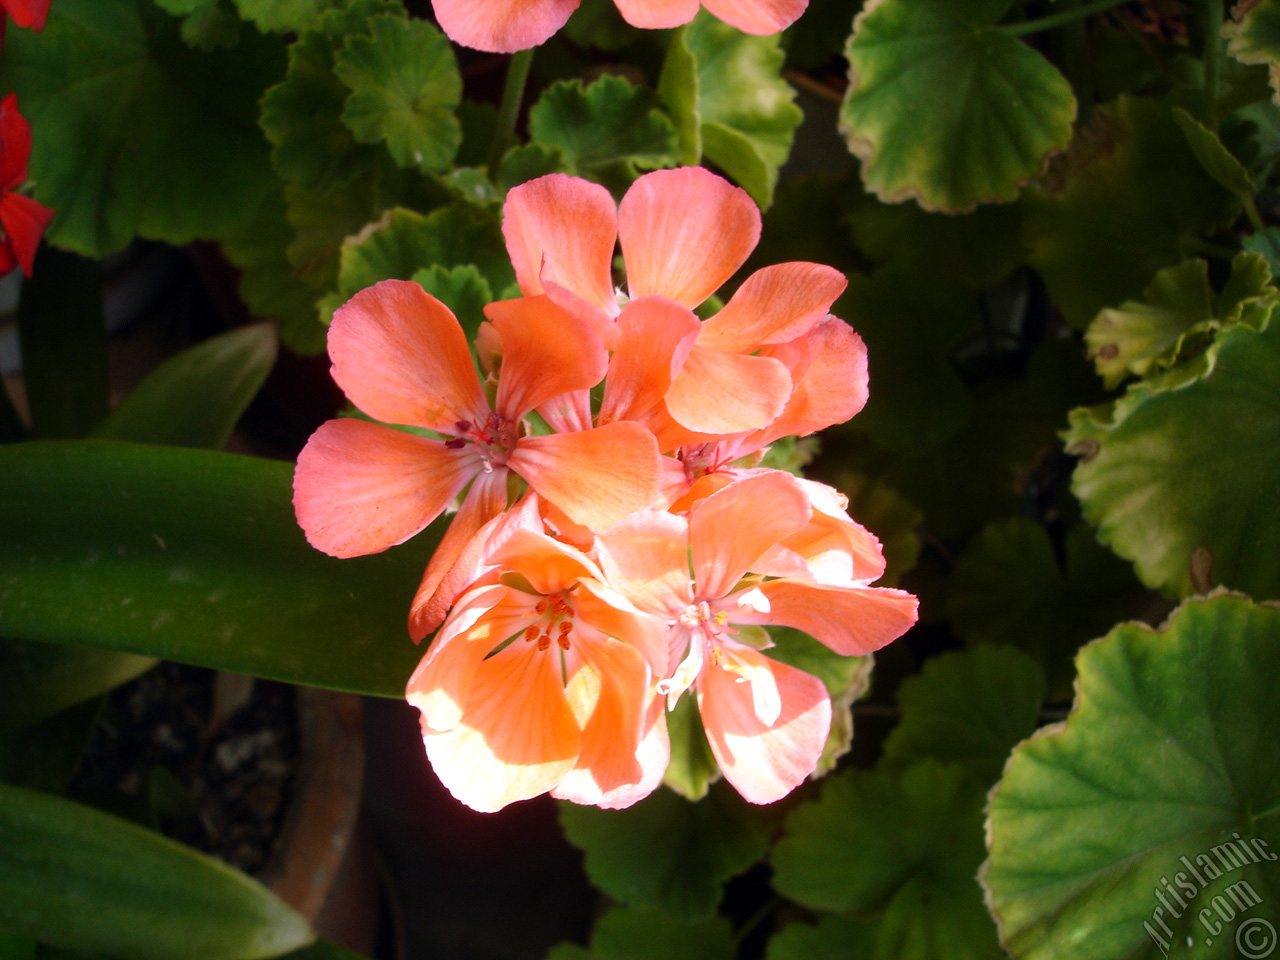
[293,418,476,559]
[502,174,619,315]
[431,0,580,52]
[698,646,830,804]
[619,168,760,308]
[328,280,488,433]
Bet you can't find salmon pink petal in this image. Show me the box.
[665,345,792,435]
[539,388,594,434]
[293,418,476,559]
[329,280,488,432]
[697,647,830,805]
[612,0,699,28]
[431,0,579,53]
[507,421,660,531]
[575,577,671,676]
[489,527,599,596]
[698,263,846,353]
[503,175,618,315]
[542,280,620,350]
[700,0,806,34]
[740,579,918,656]
[552,633,651,803]
[408,470,510,641]
[422,641,581,812]
[753,318,869,447]
[788,478,886,583]
[689,472,811,599]
[485,295,609,420]
[601,297,701,426]
[0,191,54,278]
[0,93,32,190]
[657,455,693,509]
[555,690,669,808]
[618,168,760,308]
[595,510,694,618]
[406,584,525,733]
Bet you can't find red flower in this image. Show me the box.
[0,93,53,278]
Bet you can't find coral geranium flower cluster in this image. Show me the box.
[294,167,918,812]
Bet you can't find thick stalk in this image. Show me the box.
[487,48,535,170]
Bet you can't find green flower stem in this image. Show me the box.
[1203,0,1223,133]
[1001,0,1129,37]
[487,48,535,170]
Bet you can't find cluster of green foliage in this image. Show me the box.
[1,0,1279,957]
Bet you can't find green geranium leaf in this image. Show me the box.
[155,0,240,51]
[1226,0,1280,105]
[0,781,314,959]
[838,268,977,455]
[220,189,328,355]
[1065,316,1280,600]
[559,783,771,921]
[983,592,1280,960]
[409,264,491,342]
[236,0,339,33]
[323,203,514,322]
[437,167,501,207]
[528,75,678,192]
[880,645,1044,785]
[93,324,277,450]
[1084,259,1213,389]
[334,14,461,173]
[683,12,802,208]
[559,908,736,960]
[496,142,567,193]
[1084,254,1278,388]
[1243,225,1280,276]
[840,0,1075,212]
[765,915,877,960]
[282,158,446,300]
[258,0,402,191]
[658,26,700,165]
[947,518,1141,697]
[1172,106,1256,198]
[773,760,1003,960]
[1022,96,1238,327]
[0,441,437,697]
[561,0,639,51]
[0,0,283,257]
[663,693,719,801]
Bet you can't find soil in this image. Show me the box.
[69,661,300,875]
